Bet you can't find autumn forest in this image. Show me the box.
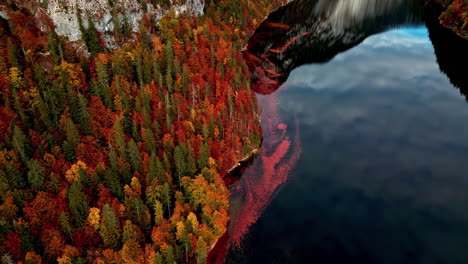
[0,0,283,263]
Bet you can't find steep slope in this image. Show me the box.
[0,0,204,42]
[0,0,283,263]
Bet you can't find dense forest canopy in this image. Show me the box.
[0,0,283,263]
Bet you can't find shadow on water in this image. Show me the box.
[217,0,468,263]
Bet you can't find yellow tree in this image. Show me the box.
[87,207,101,230]
[65,161,88,183]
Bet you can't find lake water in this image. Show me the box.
[223,0,468,263]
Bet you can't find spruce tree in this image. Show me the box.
[59,212,73,241]
[100,204,121,249]
[27,159,45,191]
[187,144,197,177]
[127,139,141,172]
[67,182,89,227]
[12,125,28,162]
[161,182,171,216]
[174,145,186,182]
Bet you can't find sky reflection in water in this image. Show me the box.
[227,26,468,264]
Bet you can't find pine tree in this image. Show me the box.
[121,14,131,41]
[155,252,163,264]
[160,182,171,216]
[7,38,20,70]
[125,197,150,232]
[135,47,144,87]
[187,144,197,177]
[143,128,156,153]
[174,145,186,182]
[112,119,127,159]
[149,153,165,182]
[48,172,60,193]
[18,224,39,255]
[73,94,90,134]
[12,126,28,162]
[104,167,123,200]
[198,143,210,170]
[99,204,121,249]
[65,118,80,148]
[67,182,89,227]
[85,13,104,55]
[5,163,25,189]
[96,60,112,108]
[26,159,45,191]
[0,169,9,198]
[127,139,142,172]
[163,245,175,264]
[59,212,73,241]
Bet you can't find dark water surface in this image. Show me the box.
[224,0,468,263]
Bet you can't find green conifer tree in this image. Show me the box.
[27,159,45,191]
[127,139,142,172]
[67,182,89,227]
[99,204,121,249]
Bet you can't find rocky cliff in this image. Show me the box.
[0,0,204,44]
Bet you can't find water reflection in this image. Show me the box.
[244,0,468,97]
[426,9,468,100]
[225,0,468,263]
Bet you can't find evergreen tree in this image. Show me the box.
[65,118,80,148]
[105,151,124,199]
[7,38,20,70]
[174,145,186,182]
[187,144,197,177]
[67,182,89,227]
[135,48,144,87]
[161,182,171,216]
[12,126,28,162]
[121,15,131,40]
[126,139,141,172]
[0,169,9,197]
[26,159,45,191]
[149,153,165,182]
[48,172,60,193]
[125,197,150,232]
[86,13,104,55]
[112,119,127,159]
[72,94,90,134]
[131,120,141,142]
[198,143,210,170]
[143,128,156,154]
[59,212,73,241]
[5,163,25,189]
[163,245,175,264]
[155,252,163,264]
[163,151,171,173]
[19,225,39,255]
[99,204,121,249]
[96,60,112,108]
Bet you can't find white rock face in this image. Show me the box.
[313,0,406,31]
[3,0,204,42]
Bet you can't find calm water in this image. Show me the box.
[224,0,468,263]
